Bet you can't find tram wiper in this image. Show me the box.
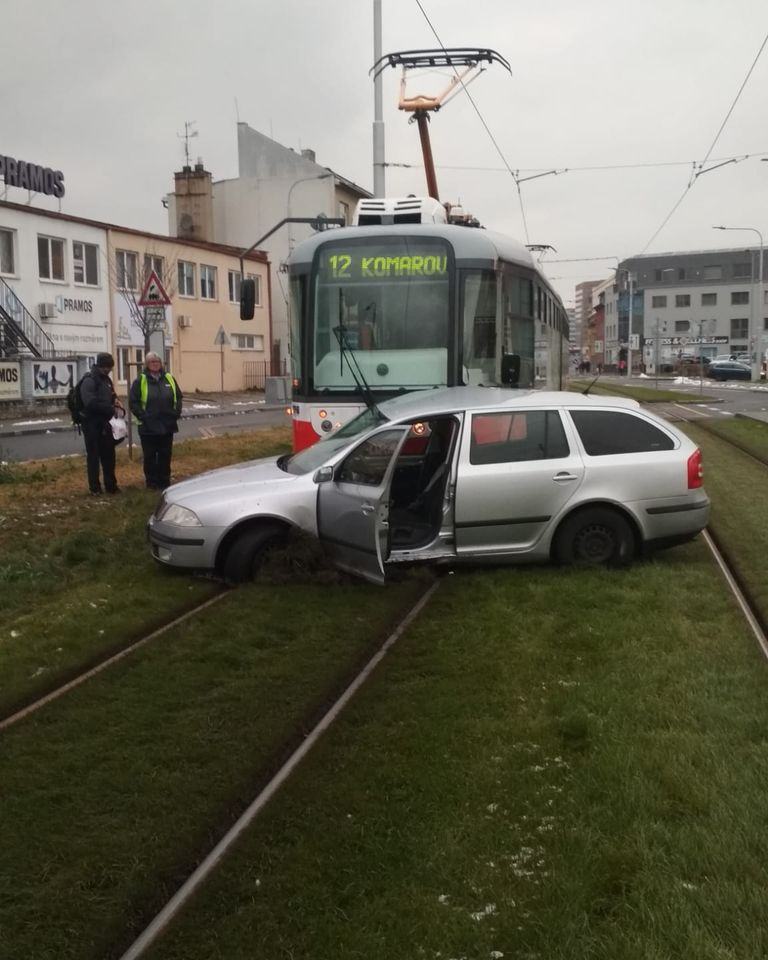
[332,318,380,417]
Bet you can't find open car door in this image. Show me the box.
[317,426,410,584]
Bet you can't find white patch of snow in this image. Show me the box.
[12,418,62,426]
[191,402,219,409]
[470,903,497,921]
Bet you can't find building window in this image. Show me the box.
[338,200,350,225]
[115,249,138,290]
[675,320,690,333]
[117,347,131,383]
[73,241,99,286]
[651,295,667,308]
[675,294,690,307]
[178,260,196,297]
[731,291,749,305]
[702,265,722,281]
[144,254,164,280]
[0,228,15,275]
[232,333,264,350]
[654,269,663,282]
[200,264,217,300]
[678,268,686,281]
[38,235,65,281]
[733,263,751,279]
[228,270,241,303]
[702,292,717,306]
[730,318,748,341]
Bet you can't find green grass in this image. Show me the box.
[141,545,768,960]
[569,380,717,403]
[0,429,290,717]
[0,578,425,960]
[693,416,768,464]
[683,421,768,622]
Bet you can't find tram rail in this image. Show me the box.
[0,589,229,733]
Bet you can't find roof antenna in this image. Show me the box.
[177,121,198,166]
[582,370,602,395]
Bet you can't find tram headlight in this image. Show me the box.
[321,419,333,433]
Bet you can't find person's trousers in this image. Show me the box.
[140,433,174,489]
[82,419,117,493]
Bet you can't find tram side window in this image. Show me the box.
[501,271,535,389]
[289,276,305,384]
[462,271,497,385]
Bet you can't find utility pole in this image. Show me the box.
[372,0,385,197]
[626,271,634,377]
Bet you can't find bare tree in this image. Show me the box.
[107,245,181,352]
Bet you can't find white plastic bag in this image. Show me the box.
[109,414,128,444]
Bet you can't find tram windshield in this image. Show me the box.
[311,237,451,391]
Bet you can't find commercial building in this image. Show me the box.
[609,247,768,372]
[166,124,371,367]
[573,280,602,358]
[0,199,270,401]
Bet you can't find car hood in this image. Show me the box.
[166,456,298,502]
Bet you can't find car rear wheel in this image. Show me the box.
[555,508,635,567]
[222,523,288,583]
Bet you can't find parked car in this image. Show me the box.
[147,388,709,584]
[707,361,752,381]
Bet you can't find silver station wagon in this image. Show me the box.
[148,388,709,584]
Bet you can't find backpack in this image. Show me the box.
[67,374,88,427]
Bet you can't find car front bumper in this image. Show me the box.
[147,515,223,570]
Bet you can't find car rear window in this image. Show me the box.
[569,410,675,456]
[470,410,569,465]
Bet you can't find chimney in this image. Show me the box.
[301,148,316,163]
[172,160,214,242]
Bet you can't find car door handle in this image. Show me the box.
[361,503,375,515]
[552,472,578,482]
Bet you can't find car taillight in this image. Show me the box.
[687,448,703,488]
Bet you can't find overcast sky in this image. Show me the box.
[3,0,768,305]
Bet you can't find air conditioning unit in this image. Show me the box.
[38,302,57,320]
[177,316,192,329]
[353,196,448,226]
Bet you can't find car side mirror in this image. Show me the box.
[240,278,256,320]
[313,466,334,484]
[501,353,521,386]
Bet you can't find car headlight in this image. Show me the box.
[160,503,202,527]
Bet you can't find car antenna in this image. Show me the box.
[582,370,602,395]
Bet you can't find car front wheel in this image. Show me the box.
[222,523,288,583]
[555,508,635,567]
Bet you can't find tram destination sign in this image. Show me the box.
[321,246,449,281]
[0,153,65,198]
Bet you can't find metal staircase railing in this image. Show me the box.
[0,278,56,359]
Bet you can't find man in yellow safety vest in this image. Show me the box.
[128,352,183,489]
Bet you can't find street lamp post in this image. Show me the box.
[713,226,764,380]
[287,170,335,251]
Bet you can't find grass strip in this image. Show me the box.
[683,421,768,624]
[693,416,768,464]
[0,428,290,715]
[568,380,717,403]
[142,544,768,960]
[0,576,425,960]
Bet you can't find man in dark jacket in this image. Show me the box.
[129,353,183,489]
[80,352,122,495]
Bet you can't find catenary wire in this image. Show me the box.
[413,0,531,241]
[639,29,768,255]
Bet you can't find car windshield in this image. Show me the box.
[279,406,389,475]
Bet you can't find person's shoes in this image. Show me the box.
[89,488,103,496]
[105,487,121,495]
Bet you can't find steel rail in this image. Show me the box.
[0,590,229,733]
[116,580,440,960]
[703,529,768,661]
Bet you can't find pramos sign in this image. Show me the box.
[0,361,22,401]
[0,154,65,198]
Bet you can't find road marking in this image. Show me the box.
[673,403,709,419]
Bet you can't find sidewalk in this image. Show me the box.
[0,392,287,438]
